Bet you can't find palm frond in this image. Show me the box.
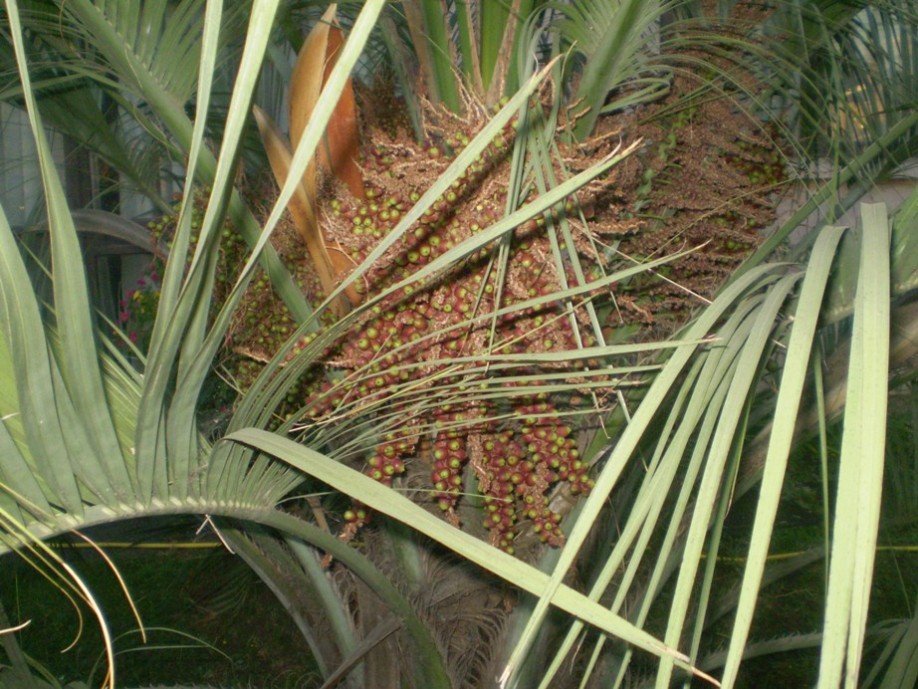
[0,3,448,685]
[764,1,918,162]
[556,0,673,139]
[227,427,706,680]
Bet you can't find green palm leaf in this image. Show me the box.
[557,0,673,139]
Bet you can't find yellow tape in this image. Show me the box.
[48,541,221,549]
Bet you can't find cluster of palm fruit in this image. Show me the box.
[141,107,601,552]
[291,119,602,552]
[148,16,782,554]
[150,115,779,555]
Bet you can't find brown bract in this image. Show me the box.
[255,5,366,316]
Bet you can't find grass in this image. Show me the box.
[0,517,321,688]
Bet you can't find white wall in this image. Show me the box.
[0,103,61,228]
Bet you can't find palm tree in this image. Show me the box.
[0,1,916,688]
